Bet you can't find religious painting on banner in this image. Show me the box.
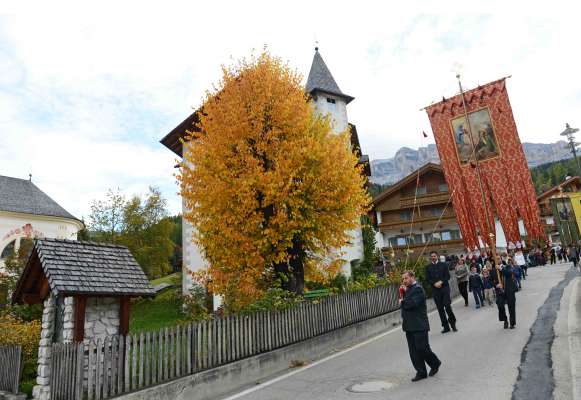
[451,108,500,164]
[425,77,545,252]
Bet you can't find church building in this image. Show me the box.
[0,175,84,271]
[160,49,370,300]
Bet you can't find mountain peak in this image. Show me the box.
[370,141,571,185]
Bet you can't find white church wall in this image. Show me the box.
[0,211,82,271]
[312,92,363,277]
[313,94,349,134]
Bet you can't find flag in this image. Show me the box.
[424,77,544,247]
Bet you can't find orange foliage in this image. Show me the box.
[178,51,370,311]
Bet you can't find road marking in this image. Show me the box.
[221,298,462,400]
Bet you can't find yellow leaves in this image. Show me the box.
[178,50,371,311]
[0,312,41,360]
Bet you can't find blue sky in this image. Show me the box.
[0,2,579,219]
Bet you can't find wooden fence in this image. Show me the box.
[0,345,22,394]
[49,278,458,399]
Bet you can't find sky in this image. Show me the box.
[1,1,580,220]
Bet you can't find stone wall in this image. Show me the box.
[84,297,120,341]
[32,295,55,400]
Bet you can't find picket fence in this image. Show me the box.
[0,345,22,394]
[50,278,458,400]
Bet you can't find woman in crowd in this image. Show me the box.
[454,258,470,307]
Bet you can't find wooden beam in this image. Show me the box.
[73,296,87,342]
[22,293,41,304]
[39,278,50,301]
[119,297,130,336]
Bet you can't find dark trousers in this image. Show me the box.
[498,293,516,326]
[405,331,440,376]
[472,288,484,306]
[458,281,469,305]
[433,287,456,329]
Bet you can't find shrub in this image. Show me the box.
[238,288,302,315]
[182,284,212,321]
[0,311,41,389]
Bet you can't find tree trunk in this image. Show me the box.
[273,236,305,295]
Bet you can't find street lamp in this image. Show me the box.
[560,123,581,177]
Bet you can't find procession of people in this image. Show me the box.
[399,245,579,382]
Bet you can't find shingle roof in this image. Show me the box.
[0,175,79,221]
[305,48,354,104]
[31,238,155,297]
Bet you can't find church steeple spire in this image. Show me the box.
[306,48,354,104]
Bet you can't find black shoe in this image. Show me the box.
[451,323,458,332]
[504,321,509,329]
[429,362,441,377]
[510,325,516,329]
[441,327,451,334]
[411,374,427,382]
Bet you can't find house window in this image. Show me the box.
[396,237,407,246]
[429,207,443,217]
[441,231,451,241]
[414,234,424,244]
[417,186,427,195]
[451,230,461,240]
[0,239,15,259]
[400,210,412,221]
[326,97,336,104]
[439,183,449,192]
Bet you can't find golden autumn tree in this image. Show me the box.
[178,51,370,311]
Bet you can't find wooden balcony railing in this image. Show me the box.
[378,215,456,229]
[399,192,450,208]
[382,239,465,254]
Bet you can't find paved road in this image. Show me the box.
[221,263,578,400]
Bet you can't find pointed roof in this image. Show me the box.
[306,48,354,104]
[0,175,80,221]
[13,238,155,304]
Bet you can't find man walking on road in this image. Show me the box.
[426,251,457,333]
[400,270,441,382]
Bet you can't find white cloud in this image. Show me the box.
[1,1,580,219]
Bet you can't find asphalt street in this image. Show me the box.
[221,263,578,400]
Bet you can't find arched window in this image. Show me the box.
[0,239,16,259]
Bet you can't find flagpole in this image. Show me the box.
[456,74,500,278]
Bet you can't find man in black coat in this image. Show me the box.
[426,251,457,333]
[400,270,441,382]
[491,257,518,329]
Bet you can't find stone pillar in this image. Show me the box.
[62,297,75,343]
[33,295,55,400]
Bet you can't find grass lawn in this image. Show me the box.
[129,272,185,333]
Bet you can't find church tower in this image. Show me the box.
[305,48,366,277]
[305,47,354,134]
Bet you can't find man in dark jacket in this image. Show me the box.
[491,257,518,329]
[426,251,457,333]
[400,270,441,382]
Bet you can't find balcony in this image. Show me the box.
[382,239,465,254]
[378,214,456,229]
[399,192,450,208]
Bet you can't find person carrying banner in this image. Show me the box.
[426,251,457,333]
[400,270,441,382]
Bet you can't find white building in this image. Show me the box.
[160,49,370,297]
[0,175,83,270]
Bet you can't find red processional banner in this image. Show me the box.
[425,78,544,251]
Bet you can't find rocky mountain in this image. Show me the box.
[370,141,572,185]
